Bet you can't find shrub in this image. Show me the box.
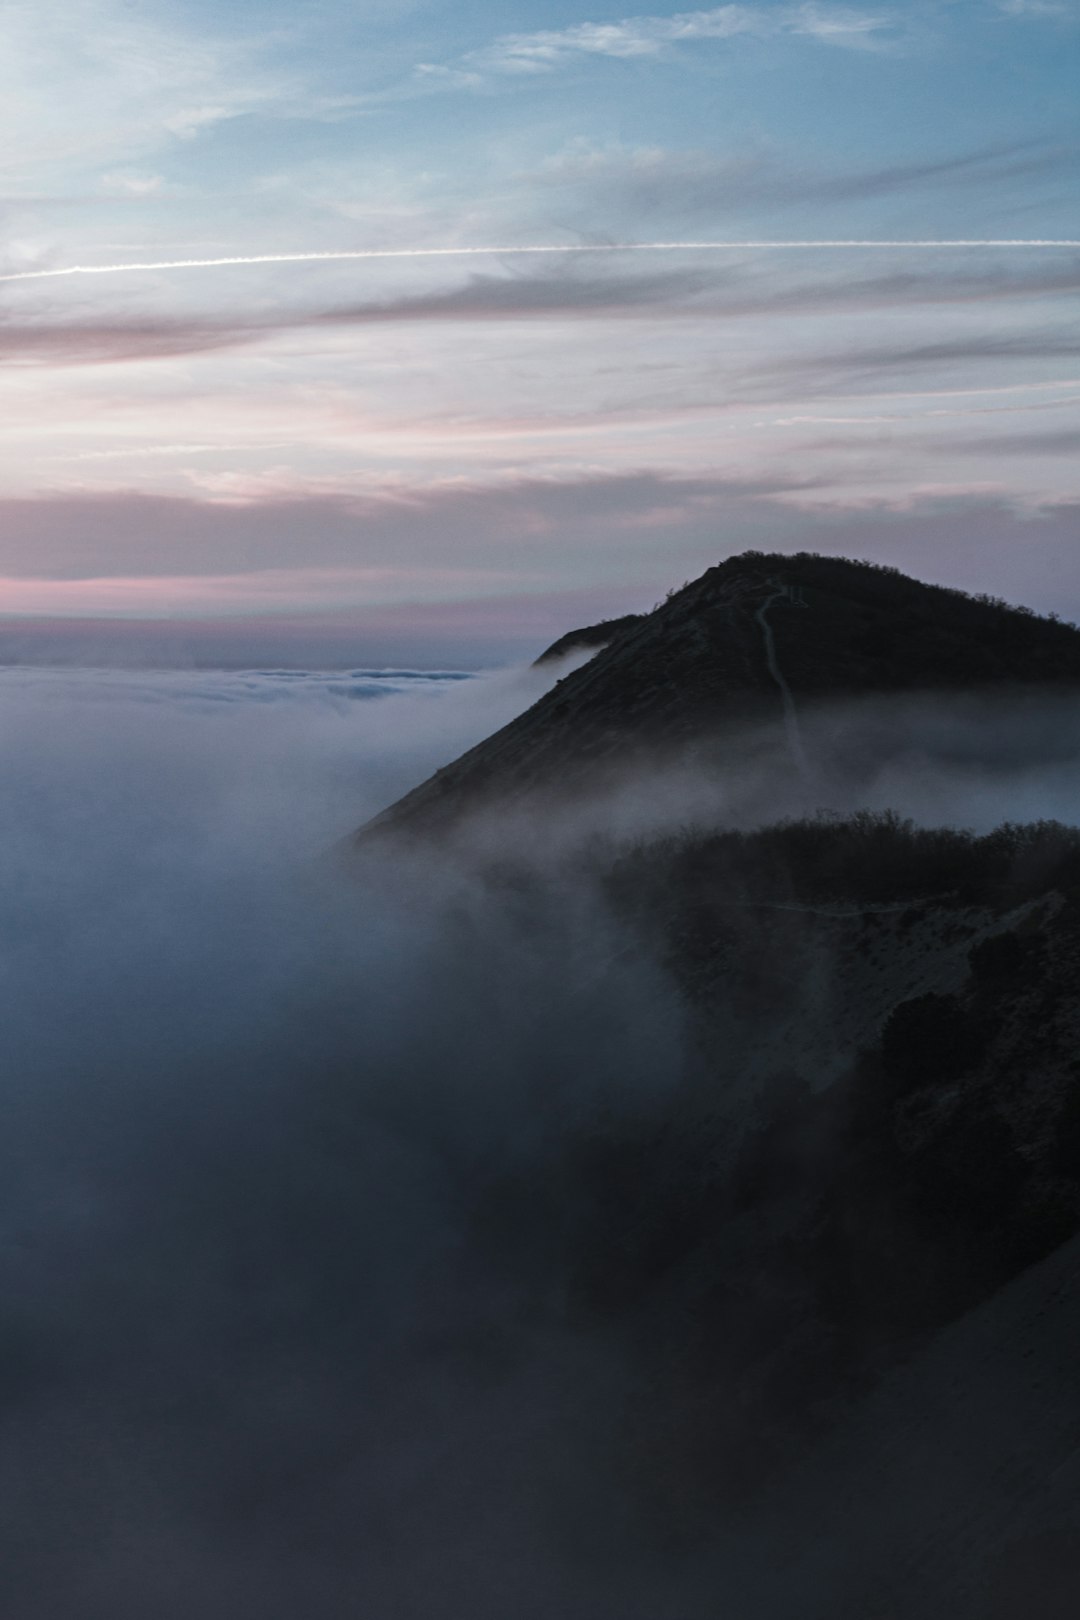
[1053,1076,1080,1176]
[968,930,1025,987]
[881,993,983,1095]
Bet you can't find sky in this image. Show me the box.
[0,0,1078,663]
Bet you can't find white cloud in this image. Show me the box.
[162,104,240,140]
[0,1,289,178]
[100,171,166,196]
[792,1,891,38]
[415,3,895,84]
[996,0,1072,15]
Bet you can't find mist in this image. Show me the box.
[428,683,1080,873]
[0,658,697,1619]
[3,658,1080,1617]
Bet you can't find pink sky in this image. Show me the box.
[1,0,1077,661]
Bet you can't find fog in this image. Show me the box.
[0,659,696,1619]
[3,658,1080,1617]
[431,684,1080,874]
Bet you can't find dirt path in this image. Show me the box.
[754,581,812,779]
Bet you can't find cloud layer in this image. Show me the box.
[2,483,1079,642]
[7,648,1080,1612]
[416,2,896,87]
[0,663,699,1615]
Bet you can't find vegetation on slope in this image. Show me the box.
[466,811,1080,1520]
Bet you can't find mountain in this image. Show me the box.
[355,551,1080,844]
[348,551,1080,1438]
[453,812,1080,1614]
[342,555,1080,1610]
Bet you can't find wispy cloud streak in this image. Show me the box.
[4,239,1080,285]
[415,2,897,85]
[7,256,1078,369]
[532,137,1075,220]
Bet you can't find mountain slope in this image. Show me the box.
[458,812,1080,1605]
[339,560,1080,1609]
[355,552,1080,843]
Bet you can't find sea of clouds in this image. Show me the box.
[5,657,1080,1616]
[0,658,695,1619]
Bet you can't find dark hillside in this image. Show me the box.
[340,548,1080,1609]
[355,553,1080,844]
[463,813,1080,1544]
[533,612,645,665]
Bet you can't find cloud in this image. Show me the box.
[338,251,1080,332]
[711,257,1080,316]
[0,311,259,366]
[414,2,896,87]
[3,483,1080,632]
[0,472,819,582]
[10,610,1080,1612]
[996,0,1074,16]
[311,264,716,322]
[531,137,1074,220]
[756,391,1080,429]
[7,234,1079,293]
[0,585,657,670]
[5,251,1077,371]
[833,332,1080,366]
[766,329,1080,400]
[937,428,1080,457]
[0,662,703,1614]
[100,171,166,196]
[0,1,292,179]
[299,256,1080,332]
[0,663,547,831]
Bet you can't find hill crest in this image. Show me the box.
[355,552,1080,843]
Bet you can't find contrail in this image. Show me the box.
[2,238,1079,283]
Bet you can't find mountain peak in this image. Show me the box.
[355,554,1080,844]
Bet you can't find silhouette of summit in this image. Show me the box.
[356,553,1080,843]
